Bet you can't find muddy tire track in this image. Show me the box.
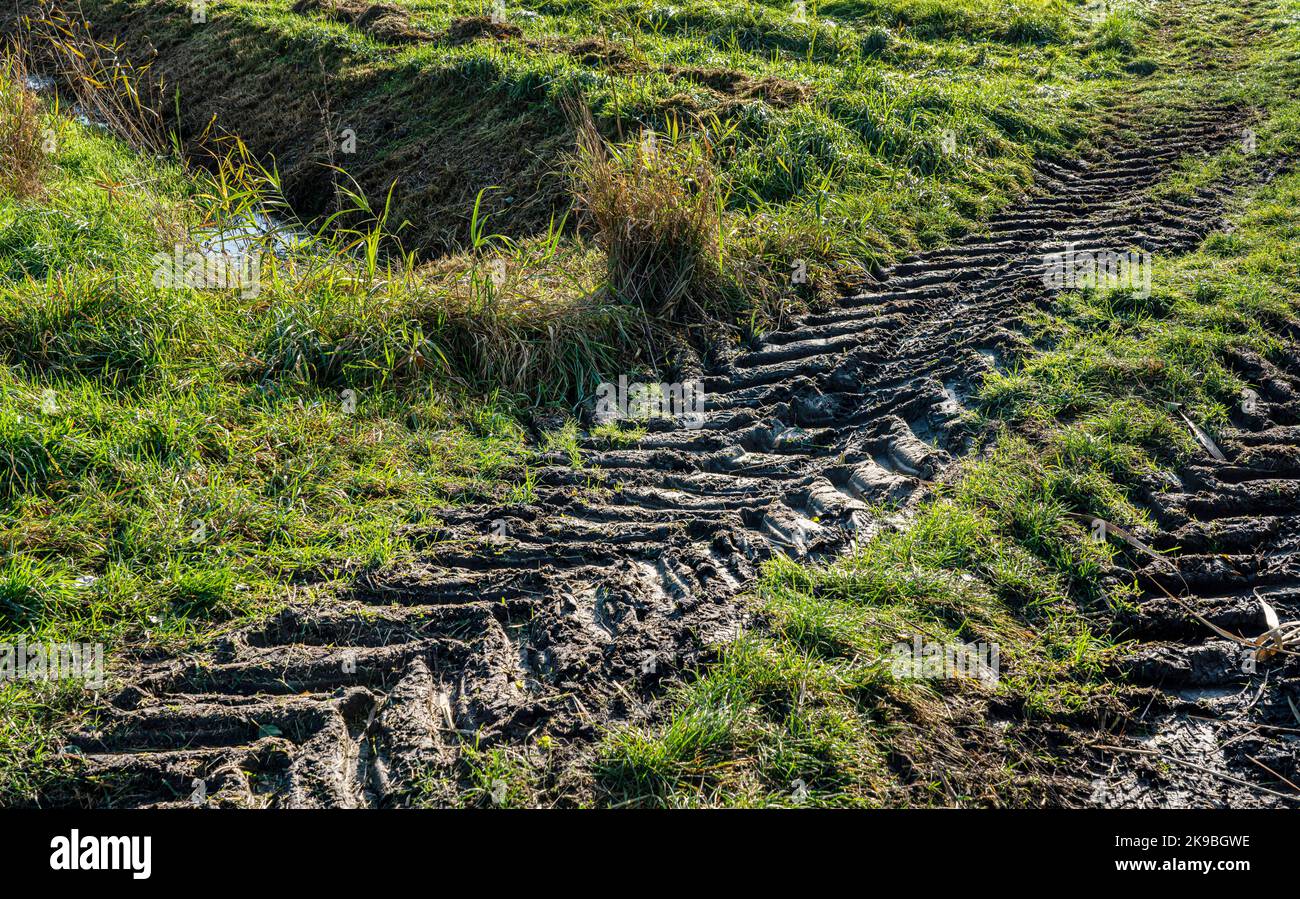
[1092,346,1300,807]
[47,110,1291,808]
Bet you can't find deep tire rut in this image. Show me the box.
[49,110,1299,808]
[1093,354,1300,807]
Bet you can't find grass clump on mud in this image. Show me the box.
[572,107,734,321]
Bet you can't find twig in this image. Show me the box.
[1095,743,1299,801]
[1246,755,1300,795]
[1084,514,1300,658]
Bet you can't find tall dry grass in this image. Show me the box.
[30,2,169,155]
[0,49,47,199]
[570,103,727,322]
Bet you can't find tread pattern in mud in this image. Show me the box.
[52,112,1295,808]
[1094,352,1300,808]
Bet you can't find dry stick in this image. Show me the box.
[1241,671,1269,713]
[1094,743,1299,801]
[1174,407,1227,462]
[1188,715,1300,736]
[1215,722,1264,749]
[1153,573,1300,659]
[1245,755,1300,795]
[1080,513,1300,658]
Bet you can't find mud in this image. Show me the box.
[1093,413,1300,807]
[667,68,811,108]
[32,98,1299,806]
[291,0,431,45]
[442,15,524,46]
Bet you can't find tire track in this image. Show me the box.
[1093,342,1300,807]
[51,110,1280,808]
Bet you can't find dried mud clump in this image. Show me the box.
[566,38,634,69]
[443,16,524,46]
[291,0,431,44]
[669,67,811,108]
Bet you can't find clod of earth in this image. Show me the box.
[291,0,432,45]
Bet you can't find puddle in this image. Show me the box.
[23,69,307,263]
[22,70,108,133]
[974,346,1007,373]
[196,211,307,262]
[24,73,56,92]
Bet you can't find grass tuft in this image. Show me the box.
[572,103,729,322]
[0,49,45,198]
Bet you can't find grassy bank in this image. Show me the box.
[0,57,561,800]
[10,0,1163,326]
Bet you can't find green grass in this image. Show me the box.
[1,0,1296,807]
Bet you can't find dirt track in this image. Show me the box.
[47,109,1300,808]
[1096,362,1300,806]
